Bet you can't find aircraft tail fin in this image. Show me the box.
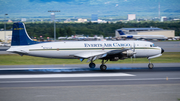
[11,22,38,46]
[118,30,126,35]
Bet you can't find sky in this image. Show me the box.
[0,0,180,18]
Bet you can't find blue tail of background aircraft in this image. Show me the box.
[118,30,133,38]
[118,30,126,35]
[11,22,38,46]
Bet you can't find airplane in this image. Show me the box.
[58,37,68,40]
[117,30,168,40]
[7,22,164,71]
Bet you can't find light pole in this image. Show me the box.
[48,10,60,41]
[4,14,8,43]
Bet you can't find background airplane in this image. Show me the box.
[7,22,164,71]
[58,35,103,40]
[118,30,167,40]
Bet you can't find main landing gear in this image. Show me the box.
[100,59,108,71]
[89,62,96,68]
[148,59,154,69]
[89,59,108,71]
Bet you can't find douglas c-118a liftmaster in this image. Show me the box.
[7,22,164,71]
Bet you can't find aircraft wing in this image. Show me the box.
[70,51,107,59]
[70,48,129,62]
[106,48,129,56]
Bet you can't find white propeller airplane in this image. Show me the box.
[7,22,164,71]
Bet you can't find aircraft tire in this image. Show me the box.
[89,63,96,68]
[100,65,107,71]
[148,63,154,69]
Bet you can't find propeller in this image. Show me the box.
[133,43,136,58]
[130,43,136,63]
[133,43,136,62]
[130,44,133,62]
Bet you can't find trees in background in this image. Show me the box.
[0,21,180,39]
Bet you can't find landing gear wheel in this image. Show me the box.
[89,63,96,68]
[100,65,107,71]
[148,63,154,69]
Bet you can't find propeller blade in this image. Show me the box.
[133,54,136,58]
[130,44,132,50]
[133,43,136,63]
[133,43,135,52]
[133,54,136,62]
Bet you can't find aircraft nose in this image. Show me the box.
[161,48,164,54]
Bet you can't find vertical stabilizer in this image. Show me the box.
[118,30,126,35]
[11,22,38,46]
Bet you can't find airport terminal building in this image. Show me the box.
[115,27,175,39]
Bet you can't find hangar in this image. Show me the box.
[0,30,12,42]
[115,27,175,39]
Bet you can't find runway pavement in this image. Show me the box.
[0,63,180,101]
[0,47,11,54]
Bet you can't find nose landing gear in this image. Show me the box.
[148,59,154,69]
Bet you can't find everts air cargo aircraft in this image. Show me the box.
[7,22,164,71]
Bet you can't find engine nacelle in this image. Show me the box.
[122,50,134,57]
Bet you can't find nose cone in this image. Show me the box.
[161,48,164,54]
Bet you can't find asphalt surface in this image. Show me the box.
[0,63,180,101]
[0,41,180,54]
[0,46,12,54]
[153,41,180,52]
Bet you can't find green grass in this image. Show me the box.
[0,52,180,65]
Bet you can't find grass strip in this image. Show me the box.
[0,52,180,65]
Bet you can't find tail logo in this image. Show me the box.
[14,28,24,30]
[11,22,38,46]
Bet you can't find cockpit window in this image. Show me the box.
[150,44,155,47]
